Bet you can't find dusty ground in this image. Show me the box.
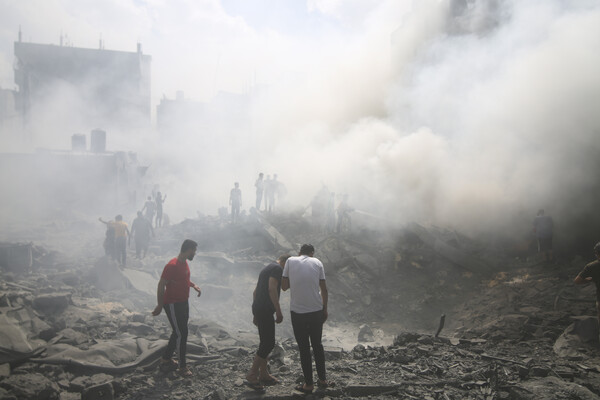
[1,211,600,399]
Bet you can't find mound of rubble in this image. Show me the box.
[1,212,600,399]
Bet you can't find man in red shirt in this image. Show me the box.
[152,239,201,376]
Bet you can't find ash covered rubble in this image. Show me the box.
[1,212,600,399]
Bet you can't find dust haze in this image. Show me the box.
[1,0,600,249]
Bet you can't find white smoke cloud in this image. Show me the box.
[1,0,600,248]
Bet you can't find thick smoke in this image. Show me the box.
[1,0,600,250]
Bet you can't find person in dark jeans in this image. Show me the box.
[282,244,332,394]
[152,239,201,376]
[244,255,290,391]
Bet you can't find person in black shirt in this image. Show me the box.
[245,254,290,391]
[574,242,600,325]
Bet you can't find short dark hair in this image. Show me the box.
[594,242,600,254]
[115,215,123,221]
[299,244,314,255]
[181,239,198,253]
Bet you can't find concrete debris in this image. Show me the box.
[1,212,600,399]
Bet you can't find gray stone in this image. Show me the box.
[0,363,9,379]
[32,292,71,314]
[122,322,154,336]
[69,374,113,393]
[0,372,59,400]
[81,382,114,400]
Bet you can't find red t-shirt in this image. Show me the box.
[161,257,191,304]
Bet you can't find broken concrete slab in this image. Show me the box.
[81,382,114,400]
[32,292,72,315]
[408,223,492,274]
[0,372,60,400]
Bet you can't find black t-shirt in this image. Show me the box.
[252,262,282,314]
[580,260,600,301]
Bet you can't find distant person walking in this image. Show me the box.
[244,254,291,392]
[99,215,130,267]
[230,182,242,224]
[142,196,156,222]
[533,209,554,262]
[131,211,154,259]
[574,242,600,329]
[255,173,264,210]
[152,239,201,377]
[155,192,167,228]
[282,244,331,394]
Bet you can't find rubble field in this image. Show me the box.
[1,211,600,400]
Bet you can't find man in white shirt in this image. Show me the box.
[282,244,331,393]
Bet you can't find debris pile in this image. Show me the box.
[1,212,600,399]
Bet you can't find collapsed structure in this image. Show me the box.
[1,210,600,399]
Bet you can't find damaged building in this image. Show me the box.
[11,30,151,142]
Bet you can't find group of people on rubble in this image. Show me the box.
[98,191,167,266]
[309,186,353,233]
[230,174,354,233]
[152,240,332,393]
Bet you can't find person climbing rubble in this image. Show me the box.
[574,242,600,328]
[244,254,291,392]
[152,239,202,377]
[100,217,116,260]
[282,244,332,394]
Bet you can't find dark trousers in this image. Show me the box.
[163,301,189,367]
[291,310,325,385]
[134,238,149,258]
[115,237,127,266]
[255,310,275,359]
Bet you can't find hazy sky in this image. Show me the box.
[1,0,600,246]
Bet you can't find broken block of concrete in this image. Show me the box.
[0,372,59,400]
[33,292,72,314]
[81,382,114,400]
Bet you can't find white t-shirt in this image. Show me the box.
[282,255,326,313]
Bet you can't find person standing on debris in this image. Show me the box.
[574,243,600,324]
[264,175,274,212]
[282,244,331,394]
[100,217,116,260]
[255,173,264,210]
[155,192,167,228]
[130,211,154,259]
[533,209,554,263]
[245,254,291,391]
[142,196,156,222]
[152,239,201,377]
[99,215,130,267]
[229,182,242,224]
